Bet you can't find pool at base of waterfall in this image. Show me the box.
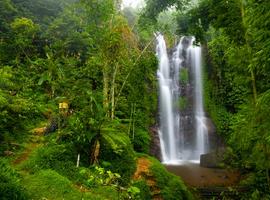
[165,162,240,187]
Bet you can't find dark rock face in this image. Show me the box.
[149,125,161,161]
[204,115,225,151]
[178,38,198,152]
[200,148,226,168]
[200,153,220,168]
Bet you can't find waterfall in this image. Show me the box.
[156,34,209,164]
[156,33,177,162]
[189,37,209,160]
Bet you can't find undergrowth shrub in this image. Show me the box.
[132,180,151,200]
[132,129,151,154]
[99,132,136,185]
[79,166,121,188]
[239,172,270,200]
[0,159,29,200]
[22,144,78,180]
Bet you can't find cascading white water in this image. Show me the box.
[156,34,209,164]
[172,38,184,159]
[156,33,178,163]
[189,38,209,160]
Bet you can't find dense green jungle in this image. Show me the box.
[1,0,270,199]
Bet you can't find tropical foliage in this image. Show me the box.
[0,0,191,199]
[176,0,270,198]
[2,0,270,199]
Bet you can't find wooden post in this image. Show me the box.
[76,154,80,168]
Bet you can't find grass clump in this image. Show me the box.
[23,169,79,199]
[23,169,119,200]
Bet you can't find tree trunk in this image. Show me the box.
[111,63,119,119]
[103,64,110,115]
[132,103,136,140]
[250,70,257,103]
[90,139,100,165]
[128,103,134,136]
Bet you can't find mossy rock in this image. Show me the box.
[133,155,193,200]
[180,68,189,84]
[179,96,188,110]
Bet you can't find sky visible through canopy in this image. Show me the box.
[122,0,144,8]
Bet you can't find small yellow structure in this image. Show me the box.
[59,102,69,109]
